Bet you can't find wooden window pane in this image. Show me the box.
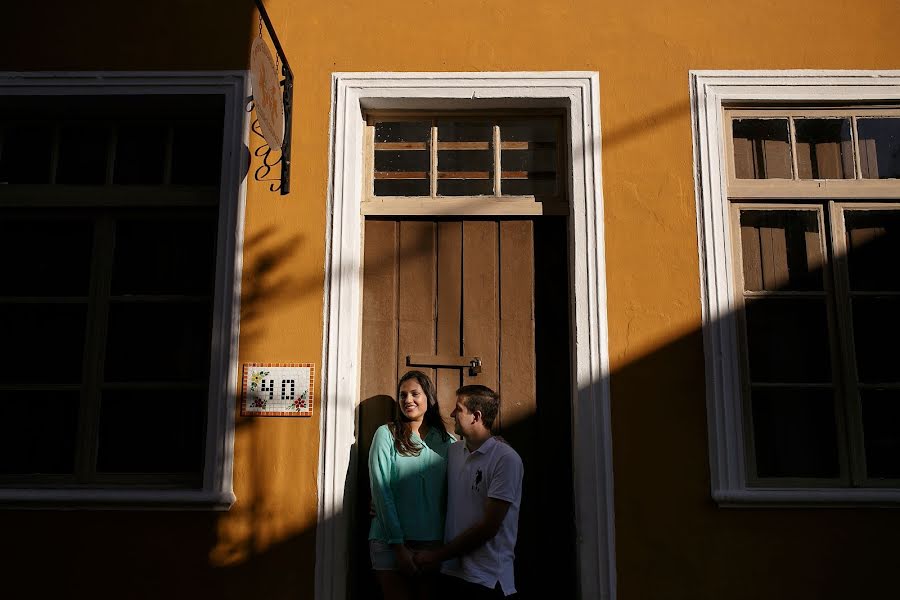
[0,217,93,296]
[860,390,900,479]
[56,125,110,184]
[739,210,823,292]
[500,119,558,196]
[104,303,212,382]
[0,124,53,184]
[97,389,205,476]
[795,118,855,179]
[731,119,792,179]
[437,121,493,196]
[745,298,831,383]
[113,124,167,184]
[171,120,223,186]
[844,210,900,291]
[111,212,217,296]
[857,118,900,179]
[0,303,87,384]
[851,297,900,384]
[751,387,840,479]
[0,391,80,475]
[374,121,431,197]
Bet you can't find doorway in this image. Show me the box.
[354,216,575,599]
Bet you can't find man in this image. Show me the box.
[414,384,524,598]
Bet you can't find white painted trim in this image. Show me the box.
[317,72,615,600]
[0,71,248,509]
[690,70,900,506]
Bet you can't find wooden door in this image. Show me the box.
[355,217,575,600]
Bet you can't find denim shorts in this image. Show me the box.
[369,539,441,571]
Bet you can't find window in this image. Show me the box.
[362,113,567,215]
[0,74,245,507]
[692,72,900,504]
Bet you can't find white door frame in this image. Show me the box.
[316,72,616,600]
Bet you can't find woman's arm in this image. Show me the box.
[368,426,405,545]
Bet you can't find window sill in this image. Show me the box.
[714,487,900,508]
[0,487,236,510]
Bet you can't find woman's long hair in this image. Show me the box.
[389,370,450,456]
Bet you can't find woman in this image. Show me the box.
[368,370,454,600]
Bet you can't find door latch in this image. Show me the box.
[406,354,483,377]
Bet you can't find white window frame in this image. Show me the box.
[317,72,616,600]
[0,72,248,509]
[691,70,900,506]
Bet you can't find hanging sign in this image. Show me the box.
[241,363,315,417]
[249,36,285,150]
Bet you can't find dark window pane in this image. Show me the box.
[437,179,494,196]
[0,390,79,475]
[113,124,167,184]
[375,121,430,143]
[104,302,212,382]
[55,125,109,184]
[111,213,217,296]
[501,148,557,172]
[0,125,53,184]
[374,179,430,196]
[732,119,792,179]
[501,177,557,196]
[861,390,900,479]
[744,299,831,383]
[851,297,900,383]
[795,118,854,179]
[438,149,492,172]
[171,121,223,186]
[0,303,86,384]
[844,210,900,292]
[97,389,205,476]
[739,210,823,292]
[751,387,840,479]
[438,121,492,142]
[0,217,93,296]
[857,118,900,179]
[374,150,429,173]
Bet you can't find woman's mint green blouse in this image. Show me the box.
[368,424,455,544]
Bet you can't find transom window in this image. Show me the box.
[363,113,567,216]
[726,107,900,487]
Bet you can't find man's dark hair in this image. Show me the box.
[456,384,500,430]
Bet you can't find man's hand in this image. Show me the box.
[393,544,418,575]
[412,549,442,572]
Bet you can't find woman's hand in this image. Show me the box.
[392,543,418,575]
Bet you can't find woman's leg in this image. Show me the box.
[375,570,413,600]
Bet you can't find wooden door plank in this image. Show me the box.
[499,220,536,432]
[398,220,437,385]
[435,221,463,422]
[462,220,500,410]
[361,220,399,440]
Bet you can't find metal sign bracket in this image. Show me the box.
[253,0,293,195]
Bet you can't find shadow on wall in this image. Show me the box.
[5,97,900,600]
[4,206,900,600]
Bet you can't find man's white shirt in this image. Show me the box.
[441,435,524,596]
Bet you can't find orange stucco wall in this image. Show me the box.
[3,1,900,598]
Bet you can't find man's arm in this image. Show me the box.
[414,497,510,570]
